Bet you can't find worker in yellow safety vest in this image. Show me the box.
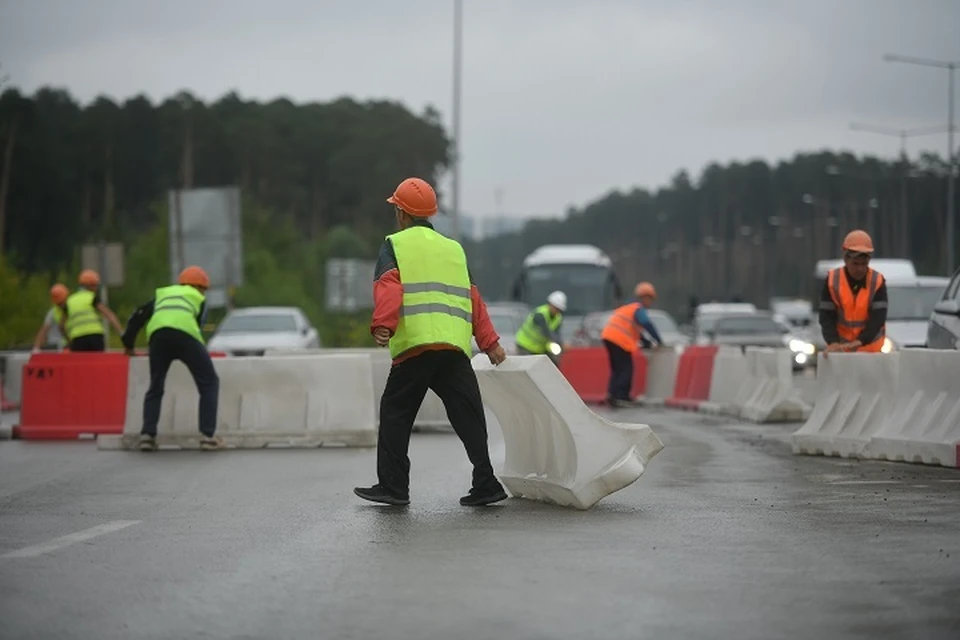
[32,283,69,352]
[514,291,566,359]
[121,266,222,451]
[59,269,124,352]
[354,177,508,507]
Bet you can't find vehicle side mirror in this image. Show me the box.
[933,299,960,317]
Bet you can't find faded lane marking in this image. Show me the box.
[1,520,142,559]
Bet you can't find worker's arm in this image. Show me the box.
[121,299,155,350]
[856,281,888,345]
[818,279,840,344]
[532,313,561,344]
[92,291,124,334]
[469,269,500,353]
[633,307,663,345]
[370,239,402,337]
[32,309,54,351]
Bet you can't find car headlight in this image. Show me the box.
[788,339,816,355]
[547,342,562,356]
[881,337,895,354]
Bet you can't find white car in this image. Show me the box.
[207,307,321,356]
[927,266,960,350]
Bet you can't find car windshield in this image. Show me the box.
[713,316,781,335]
[886,285,946,321]
[523,264,613,316]
[648,311,679,335]
[697,312,751,334]
[217,313,298,333]
[489,312,521,337]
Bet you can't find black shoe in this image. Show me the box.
[353,485,410,506]
[460,488,508,507]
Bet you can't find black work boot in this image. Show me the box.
[459,486,508,507]
[354,485,410,506]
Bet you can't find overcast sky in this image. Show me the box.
[1,0,958,219]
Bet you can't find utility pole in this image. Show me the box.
[883,53,960,273]
[450,0,463,242]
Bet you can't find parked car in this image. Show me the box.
[569,308,689,348]
[927,265,960,350]
[207,306,321,355]
[472,302,531,356]
[705,312,815,370]
[692,302,758,345]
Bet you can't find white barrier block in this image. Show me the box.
[734,348,811,423]
[99,355,377,450]
[1,352,29,405]
[791,353,900,458]
[861,349,960,468]
[702,347,748,413]
[639,348,679,406]
[472,354,664,510]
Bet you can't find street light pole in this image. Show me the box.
[451,0,463,241]
[883,53,960,273]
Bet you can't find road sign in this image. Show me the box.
[81,243,125,287]
[325,259,375,312]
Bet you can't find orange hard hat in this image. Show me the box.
[842,229,874,254]
[49,283,69,305]
[78,269,101,287]
[178,265,210,289]
[635,282,657,299]
[386,177,438,217]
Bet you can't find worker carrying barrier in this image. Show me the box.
[861,349,960,468]
[665,345,718,409]
[98,354,378,450]
[732,348,811,423]
[791,352,901,459]
[558,346,648,404]
[471,353,663,510]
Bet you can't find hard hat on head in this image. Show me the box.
[547,290,567,312]
[49,283,69,305]
[635,282,657,299]
[78,269,101,287]
[178,265,210,289]
[842,229,874,254]
[386,177,438,217]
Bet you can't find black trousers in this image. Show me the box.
[377,349,501,499]
[70,334,106,352]
[142,328,220,438]
[603,339,633,401]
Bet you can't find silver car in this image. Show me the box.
[207,306,321,356]
[472,302,531,356]
[927,266,960,350]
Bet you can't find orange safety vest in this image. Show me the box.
[826,267,885,352]
[601,302,643,353]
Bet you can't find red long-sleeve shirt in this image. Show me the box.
[370,221,500,365]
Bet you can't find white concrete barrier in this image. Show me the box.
[700,346,748,414]
[472,354,664,510]
[98,354,378,450]
[639,348,679,406]
[861,349,960,468]
[791,353,900,458]
[734,348,811,423]
[1,352,29,407]
[265,348,451,431]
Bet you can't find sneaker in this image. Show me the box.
[607,397,632,408]
[459,487,508,507]
[138,434,158,451]
[353,485,410,506]
[199,435,224,451]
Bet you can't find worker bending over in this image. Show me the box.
[819,229,888,354]
[600,282,663,408]
[32,283,69,352]
[354,177,508,507]
[60,270,124,352]
[515,290,566,356]
[121,266,222,451]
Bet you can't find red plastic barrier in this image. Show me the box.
[559,346,648,404]
[17,352,131,439]
[665,345,718,409]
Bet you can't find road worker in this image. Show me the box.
[514,290,566,359]
[32,283,69,353]
[819,229,888,354]
[600,281,664,408]
[121,266,222,451]
[354,177,508,507]
[60,269,124,352]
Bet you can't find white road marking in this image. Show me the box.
[1,520,141,559]
[939,479,960,484]
[829,480,901,485]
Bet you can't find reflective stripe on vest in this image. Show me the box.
[387,226,474,359]
[65,290,104,339]
[601,302,642,352]
[146,284,206,344]
[515,304,562,354]
[827,267,885,352]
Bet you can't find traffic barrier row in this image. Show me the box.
[557,347,646,403]
[98,354,378,450]
[792,349,960,468]
[0,351,30,411]
[473,353,663,509]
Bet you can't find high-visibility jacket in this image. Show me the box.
[387,226,473,359]
[146,284,206,344]
[826,267,885,352]
[64,290,104,340]
[601,302,643,353]
[515,304,562,354]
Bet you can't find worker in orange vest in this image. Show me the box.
[600,282,664,408]
[819,229,888,354]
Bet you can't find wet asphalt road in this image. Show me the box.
[1,405,959,640]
